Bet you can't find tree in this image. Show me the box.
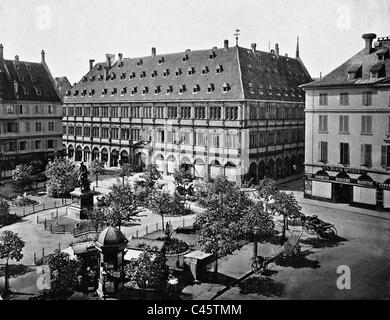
[256,178,279,215]
[86,206,108,233]
[45,250,82,299]
[142,164,162,189]
[173,168,195,206]
[12,164,34,191]
[103,184,142,230]
[118,163,133,186]
[271,192,302,241]
[0,198,10,226]
[240,201,275,259]
[148,190,173,231]
[124,247,168,290]
[0,231,25,296]
[89,159,105,188]
[45,157,78,197]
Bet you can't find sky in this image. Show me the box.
[0,0,389,84]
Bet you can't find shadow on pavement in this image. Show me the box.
[238,276,285,297]
[0,264,34,278]
[300,235,348,249]
[274,250,320,269]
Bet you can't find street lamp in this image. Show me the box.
[101,270,107,301]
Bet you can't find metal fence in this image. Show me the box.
[33,242,64,265]
[132,216,195,239]
[12,198,73,218]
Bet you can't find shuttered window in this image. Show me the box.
[319,115,328,133]
[360,144,372,166]
[362,92,372,106]
[339,115,349,133]
[318,141,328,162]
[340,93,349,105]
[340,143,350,165]
[319,94,328,106]
[361,116,372,134]
[381,145,390,168]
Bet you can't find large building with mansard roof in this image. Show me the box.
[62,39,311,184]
[0,45,62,178]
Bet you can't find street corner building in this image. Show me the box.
[62,39,311,185]
[302,33,390,211]
[0,45,63,178]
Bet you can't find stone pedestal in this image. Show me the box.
[69,188,94,220]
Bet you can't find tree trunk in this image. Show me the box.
[122,176,125,186]
[96,174,99,188]
[282,215,286,241]
[161,213,165,231]
[4,258,9,295]
[253,240,258,259]
[213,253,218,274]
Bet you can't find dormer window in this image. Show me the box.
[111,88,117,96]
[19,76,24,82]
[259,85,264,95]
[188,67,195,75]
[248,65,253,74]
[158,57,165,64]
[98,75,104,81]
[120,73,126,79]
[370,62,385,78]
[166,85,173,94]
[209,50,216,59]
[140,71,146,79]
[36,88,42,96]
[347,64,362,80]
[175,68,182,76]
[121,87,127,95]
[268,85,273,95]
[137,59,143,66]
[66,90,72,97]
[97,65,103,71]
[207,84,215,93]
[248,82,254,94]
[74,90,79,96]
[131,87,137,95]
[193,84,200,94]
[23,88,30,95]
[216,65,223,74]
[222,83,230,93]
[101,89,107,96]
[202,66,209,74]
[110,73,116,80]
[82,76,88,82]
[154,86,161,94]
[89,89,95,96]
[179,85,186,94]
[142,87,149,95]
[90,75,96,82]
[129,72,136,79]
[182,54,189,62]
[81,89,87,97]
[163,69,170,77]
[151,70,158,78]
[118,61,124,68]
[31,76,37,83]
[26,64,31,71]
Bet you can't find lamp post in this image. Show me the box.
[101,270,107,301]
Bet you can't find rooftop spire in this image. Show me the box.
[296,36,300,59]
[234,29,240,47]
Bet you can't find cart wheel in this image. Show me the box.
[251,260,258,272]
[316,229,325,239]
[330,227,338,236]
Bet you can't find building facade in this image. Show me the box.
[0,45,63,178]
[302,33,390,210]
[63,39,311,185]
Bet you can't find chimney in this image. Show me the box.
[15,55,19,61]
[118,53,123,62]
[0,44,3,59]
[362,33,377,54]
[41,50,45,63]
[106,54,113,68]
[275,43,280,57]
[224,40,229,50]
[251,43,257,54]
[151,47,156,57]
[89,59,95,70]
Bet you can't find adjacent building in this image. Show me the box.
[302,33,390,210]
[0,45,62,178]
[63,39,311,185]
[55,76,72,101]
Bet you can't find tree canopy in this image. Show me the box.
[45,157,79,197]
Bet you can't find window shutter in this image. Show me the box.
[340,143,343,164]
[367,144,372,166]
[345,116,349,132]
[388,116,390,135]
[339,116,343,132]
[324,142,328,162]
[361,144,365,165]
[381,146,387,167]
[324,116,328,132]
[346,143,350,164]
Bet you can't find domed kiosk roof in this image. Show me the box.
[95,226,128,249]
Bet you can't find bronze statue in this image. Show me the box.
[79,162,90,192]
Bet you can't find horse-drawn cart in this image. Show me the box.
[301,215,338,240]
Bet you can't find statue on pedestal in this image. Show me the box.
[79,162,90,193]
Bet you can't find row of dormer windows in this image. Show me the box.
[69,83,231,97]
